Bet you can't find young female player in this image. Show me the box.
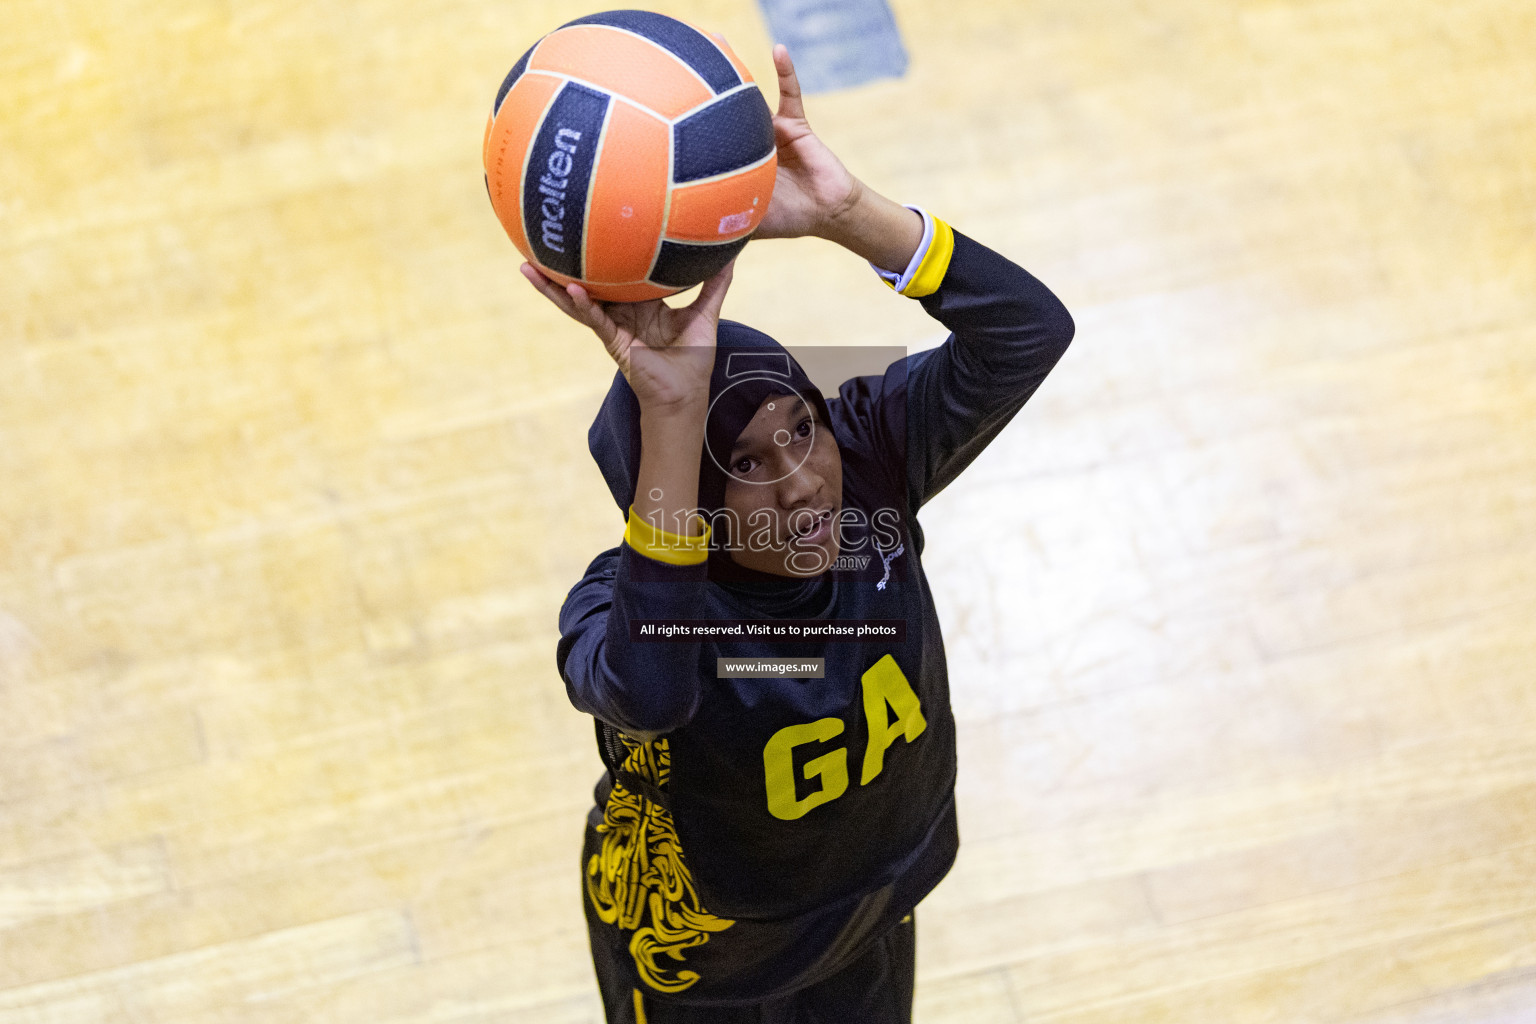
[522,45,1074,1024]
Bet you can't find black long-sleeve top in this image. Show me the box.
[557,228,1074,1003]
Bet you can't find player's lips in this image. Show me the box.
[790,507,836,544]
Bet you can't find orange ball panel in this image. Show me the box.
[528,25,713,120]
[585,280,682,302]
[537,265,679,303]
[664,157,778,243]
[584,103,671,284]
[682,21,755,84]
[720,47,753,85]
[484,73,562,259]
[536,266,577,288]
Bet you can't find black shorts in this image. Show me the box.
[589,910,916,1024]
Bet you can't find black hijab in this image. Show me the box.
[587,319,838,608]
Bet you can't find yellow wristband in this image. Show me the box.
[624,505,711,566]
[872,208,955,298]
[902,215,955,298]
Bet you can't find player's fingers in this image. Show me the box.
[689,260,735,324]
[565,283,622,348]
[520,263,584,321]
[773,45,807,122]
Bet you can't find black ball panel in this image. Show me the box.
[650,236,752,288]
[672,88,775,184]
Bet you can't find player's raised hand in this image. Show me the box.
[755,45,863,241]
[520,261,731,415]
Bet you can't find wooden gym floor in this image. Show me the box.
[2,0,1534,1020]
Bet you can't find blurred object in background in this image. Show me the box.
[757,0,909,92]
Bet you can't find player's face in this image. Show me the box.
[722,394,843,577]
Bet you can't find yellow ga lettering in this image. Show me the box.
[762,655,927,821]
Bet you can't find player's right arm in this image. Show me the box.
[525,262,731,737]
[557,403,711,737]
[555,539,702,739]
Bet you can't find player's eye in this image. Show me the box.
[732,456,756,476]
[794,416,813,440]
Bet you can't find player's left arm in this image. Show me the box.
[757,47,1075,514]
[754,45,925,274]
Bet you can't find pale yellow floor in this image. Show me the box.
[3,0,1534,1021]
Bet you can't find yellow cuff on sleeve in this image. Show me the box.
[871,207,956,298]
[902,215,954,298]
[624,505,711,566]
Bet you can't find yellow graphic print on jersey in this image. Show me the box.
[585,736,734,993]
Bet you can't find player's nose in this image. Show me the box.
[778,464,824,512]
